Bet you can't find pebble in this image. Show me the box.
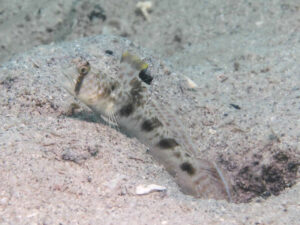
[135,184,166,195]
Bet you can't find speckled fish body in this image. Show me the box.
[61,49,231,201]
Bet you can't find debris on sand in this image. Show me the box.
[136,184,166,195]
[136,1,153,21]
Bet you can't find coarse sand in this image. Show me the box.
[0,0,299,224]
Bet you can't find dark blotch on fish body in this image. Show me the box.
[180,162,196,175]
[157,138,179,149]
[141,118,162,132]
[119,103,134,117]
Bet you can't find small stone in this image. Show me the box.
[135,184,166,195]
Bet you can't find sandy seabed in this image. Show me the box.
[0,0,299,224]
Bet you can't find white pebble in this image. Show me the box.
[135,184,166,195]
[184,76,198,89]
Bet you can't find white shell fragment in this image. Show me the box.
[135,184,167,195]
[136,1,153,21]
[184,76,198,90]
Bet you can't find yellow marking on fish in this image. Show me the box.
[121,51,149,71]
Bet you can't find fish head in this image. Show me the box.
[61,57,120,117]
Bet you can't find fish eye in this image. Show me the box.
[77,61,90,75]
[79,67,87,74]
